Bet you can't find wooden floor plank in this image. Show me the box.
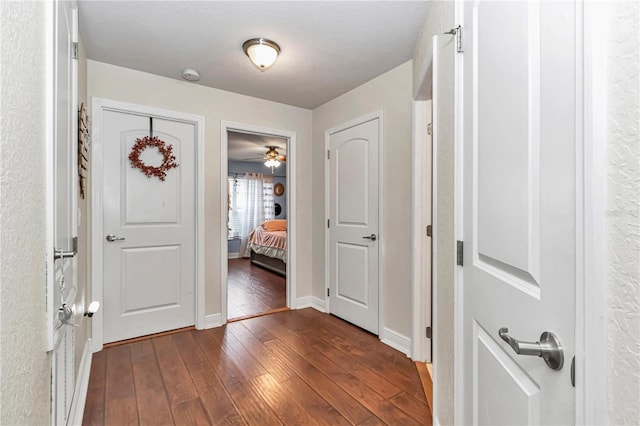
[83,350,106,426]
[130,340,174,426]
[152,335,199,406]
[104,345,139,425]
[84,309,432,426]
[175,332,245,426]
[172,398,211,426]
[228,259,285,320]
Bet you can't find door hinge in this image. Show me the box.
[327,150,330,160]
[72,42,78,60]
[444,25,463,53]
[427,123,433,136]
[327,219,330,228]
[457,240,464,266]
[327,288,330,297]
[426,225,432,237]
[426,326,432,339]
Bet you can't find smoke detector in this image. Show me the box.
[182,68,200,82]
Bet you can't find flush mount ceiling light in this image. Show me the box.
[242,38,280,71]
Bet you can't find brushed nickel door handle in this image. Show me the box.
[362,234,377,241]
[498,327,564,370]
[105,234,125,242]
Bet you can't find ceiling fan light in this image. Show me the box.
[265,158,281,168]
[243,38,280,70]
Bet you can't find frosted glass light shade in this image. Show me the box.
[264,158,281,168]
[243,38,280,70]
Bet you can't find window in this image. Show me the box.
[227,175,274,239]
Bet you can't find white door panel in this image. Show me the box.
[102,111,196,343]
[461,1,576,424]
[329,118,379,334]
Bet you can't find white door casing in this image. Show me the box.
[327,115,380,335]
[102,111,196,343]
[459,1,577,424]
[219,121,297,324]
[91,97,205,352]
[46,1,78,424]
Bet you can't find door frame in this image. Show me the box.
[324,110,384,333]
[91,97,206,352]
[219,121,297,323]
[411,99,433,362]
[450,1,606,424]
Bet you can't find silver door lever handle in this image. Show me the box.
[498,327,564,370]
[106,234,125,242]
[362,234,377,241]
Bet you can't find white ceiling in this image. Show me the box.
[78,1,428,109]
[227,131,287,163]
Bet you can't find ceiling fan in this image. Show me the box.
[241,145,286,164]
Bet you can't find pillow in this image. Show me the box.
[262,219,287,232]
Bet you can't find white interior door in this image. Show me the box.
[460,1,577,424]
[102,110,196,343]
[49,1,78,424]
[328,117,379,334]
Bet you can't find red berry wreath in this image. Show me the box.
[128,136,179,181]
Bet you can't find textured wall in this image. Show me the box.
[0,2,51,424]
[311,61,414,337]
[88,61,313,314]
[412,2,456,425]
[605,2,640,424]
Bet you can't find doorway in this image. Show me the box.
[220,121,297,323]
[226,131,288,320]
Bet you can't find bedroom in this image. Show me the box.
[226,131,289,320]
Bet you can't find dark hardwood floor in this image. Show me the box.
[83,309,432,425]
[228,258,286,320]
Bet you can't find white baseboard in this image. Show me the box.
[228,252,240,259]
[295,296,326,312]
[433,415,441,426]
[68,338,93,426]
[204,313,223,329]
[380,327,412,357]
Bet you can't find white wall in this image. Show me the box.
[87,61,313,315]
[0,2,51,424]
[412,2,455,425]
[604,2,640,424]
[312,61,414,338]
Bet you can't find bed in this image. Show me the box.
[248,220,287,276]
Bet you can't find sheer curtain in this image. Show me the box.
[237,173,274,258]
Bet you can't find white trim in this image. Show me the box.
[220,121,297,325]
[67,338,92,426]
[578,2,607,424]
[204,313,224,329]
[432,416,441,426]
[411,99,433,362]
[453,1,465,424]
[431,34,441,425]
[324,110,384,335]
[227,252,241,259]
[380,327,412,357]
[44,0,55,352]
[91,98,206,351]
[295,296,326,312]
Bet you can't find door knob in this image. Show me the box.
[362,234,377,241]
[105,234,125,242]
[498,327,564,370]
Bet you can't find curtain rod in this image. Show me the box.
[228,172,286,178]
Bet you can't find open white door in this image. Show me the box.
[327,115,380,335]
[47,1,79,424]
[459,1,577,424]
